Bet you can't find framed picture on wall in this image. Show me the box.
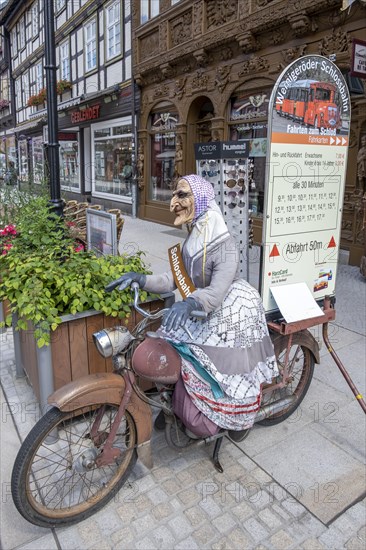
[86,209,118,256]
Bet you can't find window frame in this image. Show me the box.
[55,0,66,14]
[140,0,160,24]
[34,61,43,94]
[104,0,123,63]
[18,18,26,51]
[84,17,98,74]
[31,1,40,40]
[59,40,70,82]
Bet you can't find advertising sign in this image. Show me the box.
[261,55,351,314]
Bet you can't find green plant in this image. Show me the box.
[57,80,72,94]
[0,192,152,346]
[0,249,151,347]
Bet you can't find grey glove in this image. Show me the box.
[105,272,146,292]
[163,297,201,332]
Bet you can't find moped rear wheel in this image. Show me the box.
[11,404,137,528]
[258,344,314,426]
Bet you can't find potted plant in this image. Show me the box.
[0,99,10,110]
[0,190,164,398]
[56,79,72,95]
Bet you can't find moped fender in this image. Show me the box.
[270,329,320,364]
[48,373,153,467]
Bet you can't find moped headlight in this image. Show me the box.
[93,327,134,358]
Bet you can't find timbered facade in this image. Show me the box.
[0,0,137,212]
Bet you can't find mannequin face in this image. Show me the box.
[170,179,195,226]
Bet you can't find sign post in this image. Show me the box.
[261,55,351,314]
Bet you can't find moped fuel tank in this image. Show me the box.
[132,336,181,384]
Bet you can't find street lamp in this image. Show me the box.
[44,0,63,216]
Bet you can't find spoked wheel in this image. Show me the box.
[258,343,314,426]
[11,404,137,527]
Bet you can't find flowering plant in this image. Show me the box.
[57,80,72,94]
[27,90,46,107]
[0,224,17,255]
[0,99,10,110]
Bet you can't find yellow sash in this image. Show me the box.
[168,244,196,299]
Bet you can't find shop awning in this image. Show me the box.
[14,117,46,133]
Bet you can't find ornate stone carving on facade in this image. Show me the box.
[211,128,223,141]
[174,135,183,178]
[172,76,187,100]
[271,29,285,45]
[341,190,365,246]
[318,28,351,56]
[277,45,307,70]
[357,135,366,193]
[288,13,311,36]
[206,0,237,30]
[238,56,269,76]
[191,70,209,92]
[193,2,203,37]
[139,31,160,62]
[218,47,233,61]
[237,32,257,54]
[137,142,145,190]
[159,21,168,52]
[135,74,145,87]
[160,63,174,80]
[153,84,170,99]
[214,65,231,94]
[170,11,193,48]
[193,48,209,67]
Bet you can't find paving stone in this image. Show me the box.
[184,505,208,528]
[242,517,269,543]
[192,523,218,546]
[152,466,174,482]
[152,501,175,521]
[176,468,196,485]
[271,502,292,521]
[110,526,134,548]
[258,507,283,530]
[300,538,326,549]
[131,512,156,535]
[318,526,349,548]
[297,513,327,538]
[270,529,296,549]
[162,477,182,495]
[231,500,254,522]
[15,534,58,550]
[94,509,122,536]
[281,496,307,518]
[177,486,201,506]
[168,514,193,540]
[228,528,253,549]
[116,502,138,523]
[136,493,154,513]
[56,526,85,549]
[86,540,112,550]
[331,513,360,539]
[345,501,366,526]
[345,535,366,550]
[151,525,176,549]
[214,512,238,534]
[175,536,200,549]
[78,521,103,544]
[135,536,158,549]
[199,495,222,519]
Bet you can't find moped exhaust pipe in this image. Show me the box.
[253,395,296,423]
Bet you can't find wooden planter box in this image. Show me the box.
[16,294,174,405]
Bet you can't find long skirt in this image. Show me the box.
[160,279,279,430]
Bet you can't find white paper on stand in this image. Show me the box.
[270,282,325,323]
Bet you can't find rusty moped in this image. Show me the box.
[11,281,326,527]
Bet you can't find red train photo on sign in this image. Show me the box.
[275,79,341,131]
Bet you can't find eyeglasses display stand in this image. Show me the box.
[194,141,250,280]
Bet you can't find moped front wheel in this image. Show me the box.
[11,404,137,528]
[258,344,314,426]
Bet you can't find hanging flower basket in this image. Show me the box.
[27,88,46,107]
[0,99,10,110]
[57,80,72,95]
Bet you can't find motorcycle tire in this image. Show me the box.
[258,344,314,426]
[11,404,137,528]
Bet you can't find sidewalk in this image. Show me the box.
[0,215,365,550]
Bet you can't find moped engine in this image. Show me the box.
[132,336,181,384]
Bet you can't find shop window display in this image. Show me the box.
[92,120,133,200]
[32,136,44,185]
[60,137,80,191]
[18,139,29,183]
[149,110,178,203]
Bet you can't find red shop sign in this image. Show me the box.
[71,104,101,124]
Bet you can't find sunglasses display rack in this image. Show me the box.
[221,158,249,280]
[198,159,222,204]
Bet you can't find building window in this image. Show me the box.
[31,1,39,38]
[141,0,160,24]
[35,62,43,93]
[32,136,44,185]
[23,72,30,105]
[60,41,70,81]
[84,19,97,72]
[11,28,18,56]
[92,118,133,201]
[18,139,29,183]
[59,134,80,191]
[148,109,178,202]
[105,1,121,61]
[18,19,26,50]
[55,0,66,12]
[15,78,22,110]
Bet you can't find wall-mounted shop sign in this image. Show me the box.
[351,38,366,79]
[261,55,351,314]
[71,104,101,124]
